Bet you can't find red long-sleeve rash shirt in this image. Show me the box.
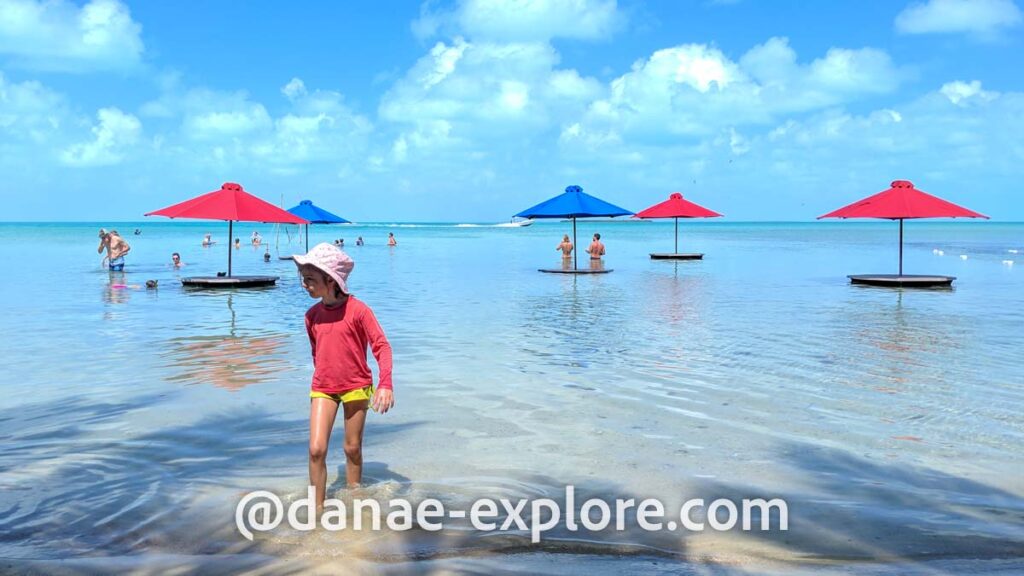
[304,297,393,394]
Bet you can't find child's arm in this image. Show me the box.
[305,312,317,365]
[360,307,394,413]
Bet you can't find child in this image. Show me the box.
[293,243,394,510]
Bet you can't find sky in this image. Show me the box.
[1,0,1022,221]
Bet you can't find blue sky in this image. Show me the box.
[1,0,1022,221]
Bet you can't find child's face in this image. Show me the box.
[300,266,336,299]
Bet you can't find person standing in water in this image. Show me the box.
[294,243,394,511]
[585,233,605,260]
[98,229,131,271]
[556,234,573,259]
[387,233,397,247]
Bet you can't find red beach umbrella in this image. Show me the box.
[146,182,308,277]
[635,192,722,256]
[818,180,988,280]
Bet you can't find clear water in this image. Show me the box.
[0,220,1022,573]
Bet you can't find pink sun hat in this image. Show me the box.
[293,242,354,294]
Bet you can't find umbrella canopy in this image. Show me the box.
[515,185,633,270]
[146,182,308,277]
[287,199,350,224]
[635,192,722,219]
[818,180,987,220]
[515,185,633,219]
[287,199,350,252]
[146,182,309,223]
[635,192,722,254]
[818,180,988,277]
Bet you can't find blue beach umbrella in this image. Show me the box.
[515,185,633,270]
[287,199,351,252]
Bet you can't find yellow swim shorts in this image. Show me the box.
[310,386,373,404]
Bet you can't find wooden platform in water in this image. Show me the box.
[538,268,614,274]
[848,274,955,288]
[181,276,280,288]
[650,253,704,260]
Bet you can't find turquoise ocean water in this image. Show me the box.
[0,220,1022,574]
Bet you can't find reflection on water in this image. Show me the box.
[159,295,292,390]
[161,332,289,390]
[102,271,131,305]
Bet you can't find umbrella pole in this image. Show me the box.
[573,217,578,270]
[675,217,679,254]
[305,223,309,253]
[228,220,234,277]
[898,218,904,276]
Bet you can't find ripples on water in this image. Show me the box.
[0,221,1021,572]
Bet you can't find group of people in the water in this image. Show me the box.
[196,231,395,251]
[102,227,609,272]
[557,232,606,260]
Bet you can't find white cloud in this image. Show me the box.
[60,107,140,166]
[0,71,66,141]
[940,79,998,105]
[378,37,605,170]
[383,38,604,122]
[895,0,1022,36]
[139,83,373,172]
[281,77,307,101]
[184,101,273,139]
[422,38,469,88]
[0,0,143,72]
[566,38,900,143]
[414,0,623,42]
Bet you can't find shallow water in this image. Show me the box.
[0,220,1022,573]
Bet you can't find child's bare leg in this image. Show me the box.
[309,397,340,509]
[342,400,369,487]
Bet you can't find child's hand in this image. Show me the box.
[372,388,394,414]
